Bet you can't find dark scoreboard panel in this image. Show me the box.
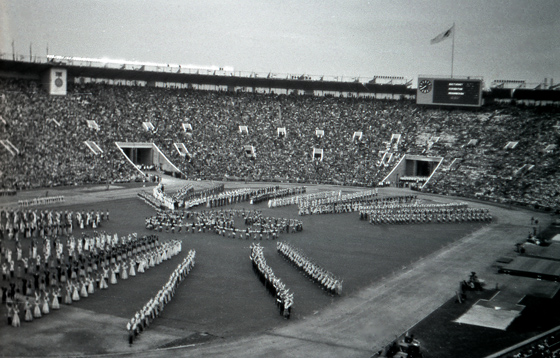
[417,78,482,107]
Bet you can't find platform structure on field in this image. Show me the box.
[498,255,560,282]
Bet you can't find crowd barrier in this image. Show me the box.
[18,196,65,207]
[0,189,17,196]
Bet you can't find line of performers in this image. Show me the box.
[297,194,415,216]
[204,186,282,209]
[0,208,109,241]
[298,189,378,210]
[178,183,224,206]
[268,190,339,208]
[145,208,303,239]
[277,242,342,295]
[250,186,306,205]
[127,249,195,344]
[250,243,293,319]
[171,183,195,202]
[359,201,466,212]
[363,206,492,225]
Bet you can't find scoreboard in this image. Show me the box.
[416,77,482,107]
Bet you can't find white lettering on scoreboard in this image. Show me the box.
[416,77,482,107]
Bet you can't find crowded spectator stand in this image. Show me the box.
[1,77,559,212]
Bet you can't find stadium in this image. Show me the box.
[1,2,560,358]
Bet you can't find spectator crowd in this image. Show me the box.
[1,77,559,211]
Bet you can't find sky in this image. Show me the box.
[1,0,559,87]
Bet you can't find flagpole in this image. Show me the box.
[451,23,455,78]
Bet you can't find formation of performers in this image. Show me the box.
[153,183,176,210]
[0,208,109,241]
[250,243,293,318]
[268,190,339,208]
[250,186,306,205]
[362,203,492,225]
[2,233,182,327]
[127,249,195,344]
[171,184,195,202]
[176,186,282,210]
[178,183,225,207]
[277,242,342,295]
[297,193,415,216]
[145,208,303,239]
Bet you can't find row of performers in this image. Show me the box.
[127,250,195,344]
[177,183,224,203]
[0,209,109,241]
[1,232,152,276]
[363,209,493,225]
[148,220,285,240]
[360,205,487,216]
[182,187,257,209]
[2,232,138,269]
[268,190,339,208]
[203,187,272,208]
[277,242,342,295]
[250,186,306,205]
[297,196,417,216]
[358,201,468,212]
[250,243,293,318]
[1,236,178,297]
[298,189,379,209]
[299,201,369,216]
[4,240,182,327]
[0,208,109,227]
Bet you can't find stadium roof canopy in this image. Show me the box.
[0,59,414,95]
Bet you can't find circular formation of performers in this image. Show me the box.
[127,249,195,344]
[250,243,293,318]
[277,242,342,295]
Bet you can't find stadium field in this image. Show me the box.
[0,180,554,357]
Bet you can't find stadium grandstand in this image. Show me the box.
[1,58,559,212]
